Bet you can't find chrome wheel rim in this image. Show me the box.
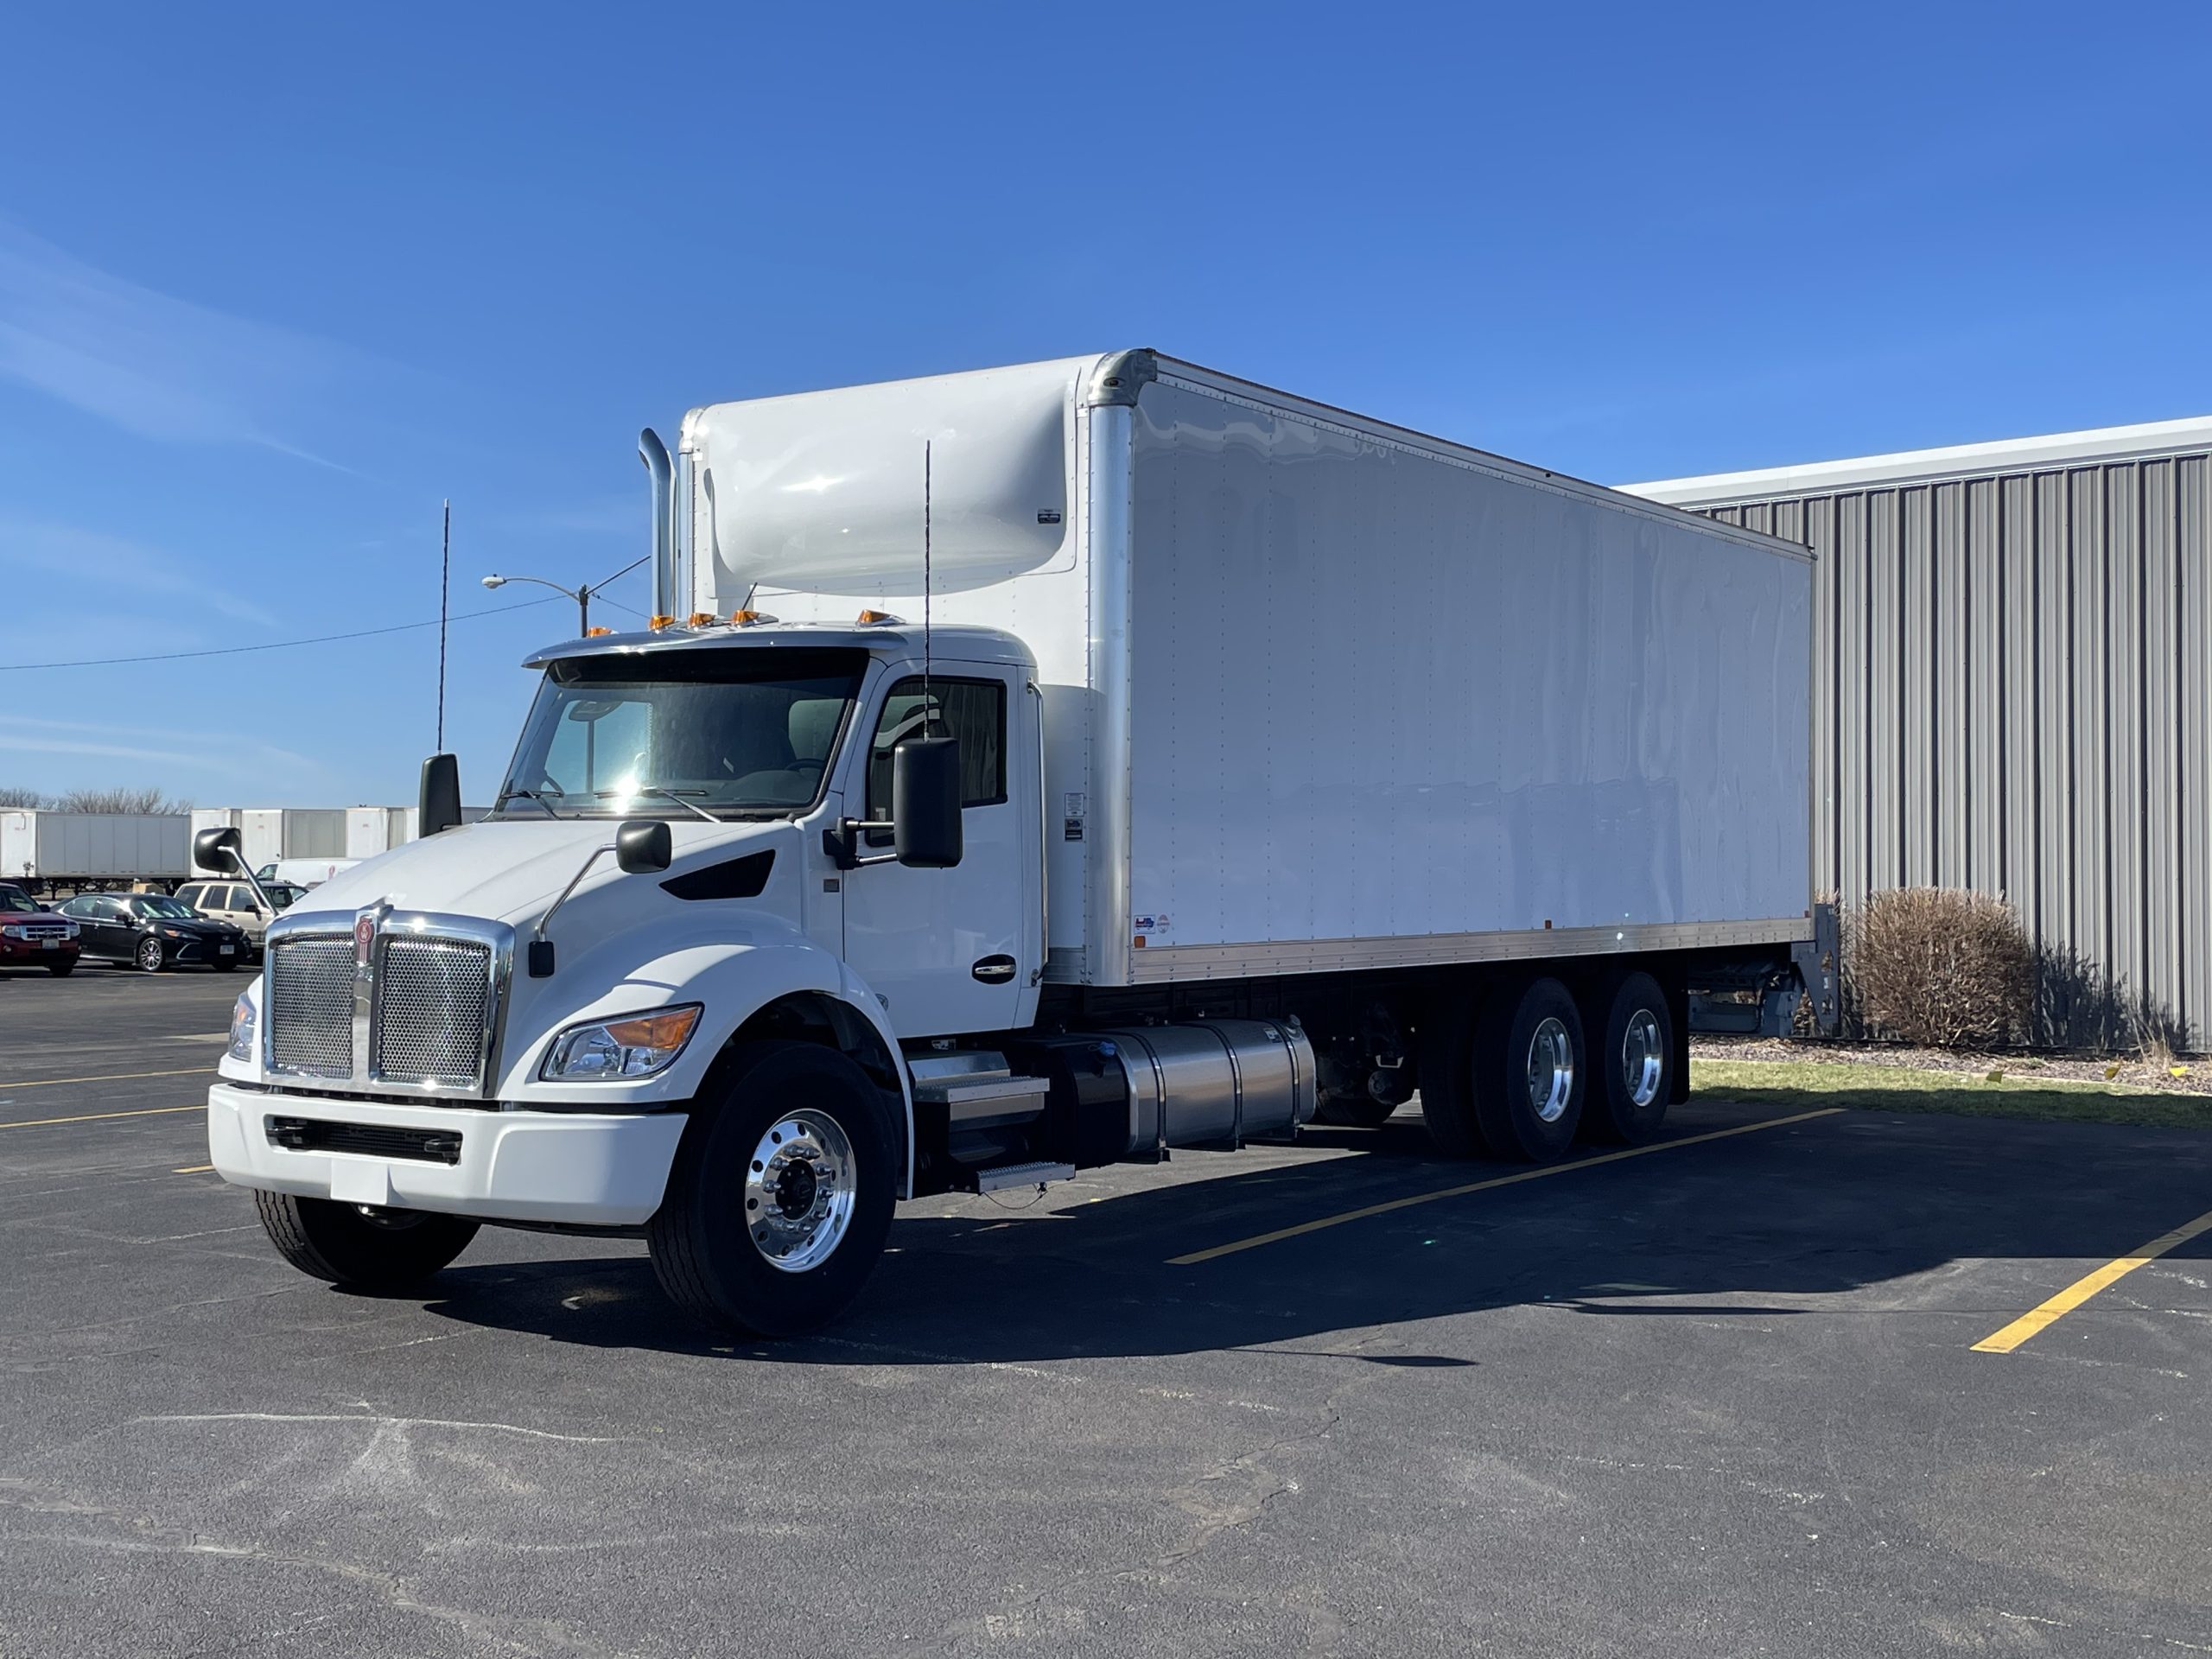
[1524,1016,1574,1123]
[744,1109,855,1274]
[136,938,163,972]
[1621,1009,1665,1109]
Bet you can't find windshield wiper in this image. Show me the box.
[498,787,568,820]
[594,785,720,824]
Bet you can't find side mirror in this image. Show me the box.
[615,819,671,874]
[194,826,244,875]
[420,752,463,836]
[893,736,963,868]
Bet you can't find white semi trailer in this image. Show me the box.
[203,352,1823,1337]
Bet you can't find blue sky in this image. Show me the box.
[3,3,2208,807]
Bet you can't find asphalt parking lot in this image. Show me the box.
[3,967,2210,1658]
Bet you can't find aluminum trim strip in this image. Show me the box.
[1123,918,1812,985]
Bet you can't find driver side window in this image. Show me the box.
[864,677,1006,823]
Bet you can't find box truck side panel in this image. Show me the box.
[1123,374,1810,978]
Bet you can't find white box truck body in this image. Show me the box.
[206,351,1823,1338]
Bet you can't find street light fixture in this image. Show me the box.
[479,554,651,636]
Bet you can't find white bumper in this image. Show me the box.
[206,1084,688,1227]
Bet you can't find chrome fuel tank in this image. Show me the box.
[1093,1019,1317,1155]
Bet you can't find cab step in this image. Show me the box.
[972,1160,1076,1194]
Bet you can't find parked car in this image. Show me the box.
[0,880,81,976]
[58,893,247,972]
[174,879,306,962]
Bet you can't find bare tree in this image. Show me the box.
[0,785,47,808]
[54,786,194,814]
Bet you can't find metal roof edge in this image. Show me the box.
[1621,414,2212,505]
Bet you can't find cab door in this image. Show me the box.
[838,664,1036,1038]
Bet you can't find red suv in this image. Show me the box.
[0,882,81,976]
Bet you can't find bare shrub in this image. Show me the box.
[54,786,192,814]
[1846,888,2034,1049]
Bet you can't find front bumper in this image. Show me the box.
[0,938,77,963]
[206,1083,689,1226]
[171,935,241,964]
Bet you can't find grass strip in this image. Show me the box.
[1692,1058,2212,1131]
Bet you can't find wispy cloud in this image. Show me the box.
[0,219,360,465]
[494,495,645,537]
[0,714,321,778]
[0,518,279,628]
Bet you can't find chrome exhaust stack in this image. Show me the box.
[639,429,676,620]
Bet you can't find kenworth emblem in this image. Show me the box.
[353,912,377,969]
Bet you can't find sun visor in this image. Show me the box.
[686,356,1089,608]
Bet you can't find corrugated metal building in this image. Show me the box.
[1626,417,2212,1051]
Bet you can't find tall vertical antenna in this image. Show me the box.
[923,441,934,735]
[435,499,451,750]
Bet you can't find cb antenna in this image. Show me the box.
[923,441,934,735]
[435,499,451,750]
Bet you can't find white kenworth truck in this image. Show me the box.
[203,352,1825,1337]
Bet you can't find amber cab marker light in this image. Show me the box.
[856,609,899,625]
[647,614,675,631]
[730,609,766,626]
[585,626,613,637]
[686,612,717,627]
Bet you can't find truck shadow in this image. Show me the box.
[412,1103,2212,1365]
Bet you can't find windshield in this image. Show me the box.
[496,647,868,820]
[0,885,34,912]
[137,896,195,918]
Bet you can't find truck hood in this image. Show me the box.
[290,818,791,931]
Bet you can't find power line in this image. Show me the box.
[0,594,564,672]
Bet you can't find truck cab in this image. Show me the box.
[207,620,1058,1335]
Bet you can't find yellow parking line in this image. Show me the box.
[174,1164,215,1174]
[1168,1108,1844,1265]
[0,1066,212,1091]
[1972,1205,2212,1354]
[0,1104,204,1131]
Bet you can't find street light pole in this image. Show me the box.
[481,554,652,637]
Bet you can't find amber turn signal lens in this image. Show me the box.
[600,1007,702,1050]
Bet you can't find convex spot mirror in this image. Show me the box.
[615,819,672,874]
[893,736,963,869]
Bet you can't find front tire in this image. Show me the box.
[253,1191,480,1288]
[1471,977,1586,1162]
[134,936,164,973]
[46,960,75,977]
[647,1039,898,1338]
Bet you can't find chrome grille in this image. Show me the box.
[372,938,493,1086]
[267,935,355,1076]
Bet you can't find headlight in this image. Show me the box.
[0,925,22,940]
[62,921,78,938]
[227,993,257,1062]
[161,926,182,938]
[540,1004,702,1080]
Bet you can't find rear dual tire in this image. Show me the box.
[1421,976,1585,1161]
[1580,970,1674,1145]
[1421,972,1672,1161]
